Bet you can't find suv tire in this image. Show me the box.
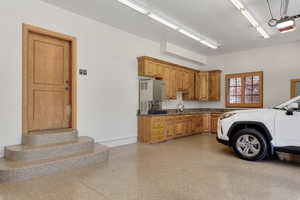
[232,128,268,161]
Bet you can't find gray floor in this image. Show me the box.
[1,134,300,200]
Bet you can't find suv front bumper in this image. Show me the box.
[216,137,229,146]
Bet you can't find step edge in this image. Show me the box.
[0,145,109,171]
[6,136,94,152]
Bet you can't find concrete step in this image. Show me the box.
[5,136,94,163]
[0,144,109,182]
[22,129,78,146]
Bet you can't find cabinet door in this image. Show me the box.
[202,114,211,132]
[165,117,175,139]
[163,66,171,99]
[209,71,221,101]
[188,71,195,100]
[144,60,157,77]
[174,117,185,137]
[199,72,209,101]
[175,69,183,91]
[192,115,203,134]
[151,117,166,143]
[156,63,165,78]
[182,71,190,100]
[211,113,221,133]
[170,69,177,99]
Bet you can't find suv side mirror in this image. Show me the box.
[286,109,294,116]
[286,103,299,116]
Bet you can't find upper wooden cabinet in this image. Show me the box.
[195,70,221,101]
[138,56,221,101]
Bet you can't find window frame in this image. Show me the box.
[225,71,264,108]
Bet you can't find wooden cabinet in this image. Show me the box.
[138,56,220,101]
[138,112,223,143]
[195,70,221,101]
[210,113,222,133]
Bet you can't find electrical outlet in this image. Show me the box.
[79,69,88,76]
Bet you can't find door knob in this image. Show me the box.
[65,87,69,91]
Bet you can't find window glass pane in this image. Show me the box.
[245,76,253,85]
[230,96,241,104]
[253,76,260,85]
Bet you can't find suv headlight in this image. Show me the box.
[220,113,236,120]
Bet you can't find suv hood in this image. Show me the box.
[226,109,273,115]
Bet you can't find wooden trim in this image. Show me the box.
[291,79,300,98]
[22,24,77,135]
[225,71,263,108]
[137,56,221,73]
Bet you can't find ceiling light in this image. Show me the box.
[178,29,200,41]
[230,0,244,10]
[276,19,295,29]
[256,27,270,38]
[148,13,179,30]
[241,10,259,27]
[229,0,270,39]
[117,0,149,14]
[200,40,218,49]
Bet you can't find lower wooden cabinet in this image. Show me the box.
[210,113,222,133]
[138,113,222,144]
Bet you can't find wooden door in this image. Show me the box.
[24,25,76,134]
[291,79,300,98]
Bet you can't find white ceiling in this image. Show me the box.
[41,0,300,56]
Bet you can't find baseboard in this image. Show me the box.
[97,136,137,147]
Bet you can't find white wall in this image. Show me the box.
[0,0,208,155]
[198,42,300,108]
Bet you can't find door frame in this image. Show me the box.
[22,24,77,135]
[291,79,300,98]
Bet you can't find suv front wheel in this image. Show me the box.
[232,128,268,161]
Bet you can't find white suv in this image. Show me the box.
[217,96,300,161]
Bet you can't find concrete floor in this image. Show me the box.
[1,134,300,200]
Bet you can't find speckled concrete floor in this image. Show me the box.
[1,134,300,200]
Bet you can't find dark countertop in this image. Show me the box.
[138,108,244,117]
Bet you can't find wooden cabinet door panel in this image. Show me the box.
[211,113,221,133]
[209,71,221,101]
[144,60,157,77]
[198,72,209,101]
[202,114,211,132]
[170,69,177,99]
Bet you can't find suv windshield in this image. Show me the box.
[274,96,300,110]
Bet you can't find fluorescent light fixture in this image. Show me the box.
[230,0,244,10]
[148,13,179,30]
[178,29,200,41]
[241,10,259,27]
[256,27,270,38]
[229,0,270,39]
[117,0,149,14]
[276,19,295,29]
[200,40,218,49]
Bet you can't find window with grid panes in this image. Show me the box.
[225,72,263,108]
